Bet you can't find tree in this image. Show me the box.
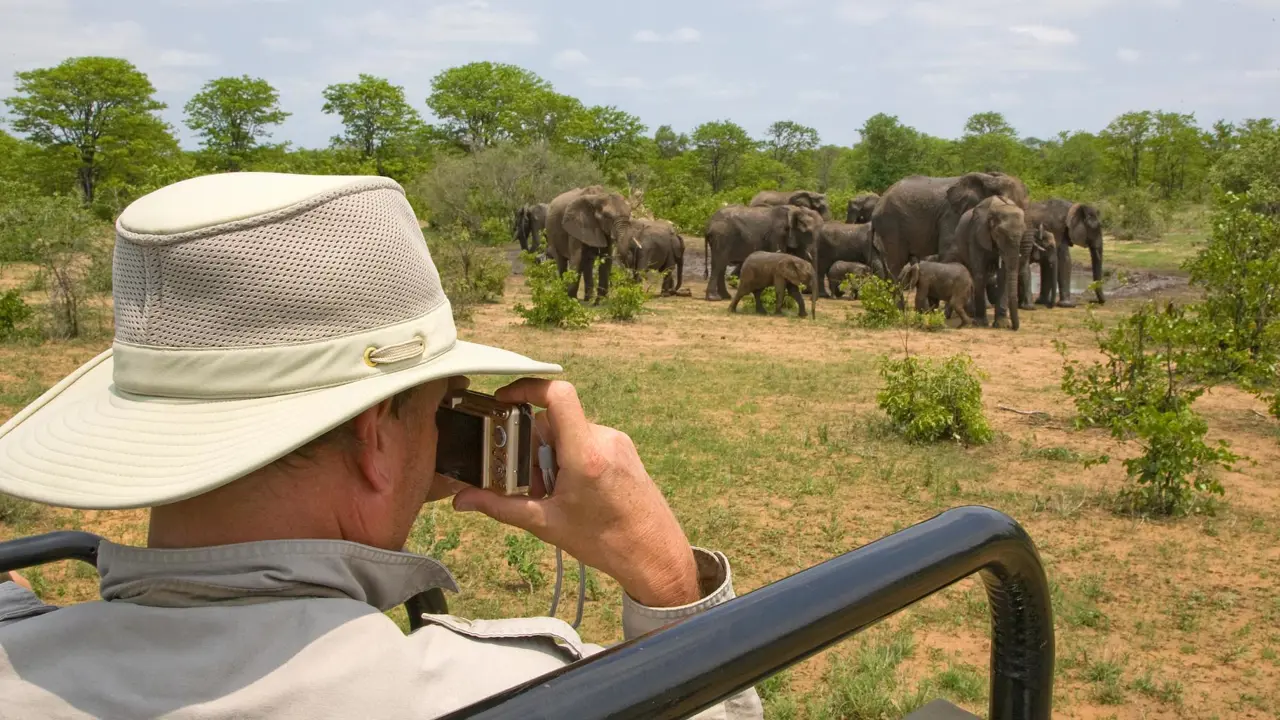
[690,121,756,192]
[4,57,168,204]
[562,105,647,176]
[812,145,849,193]
[426,62,578,151]
[764,120,819,170]
[1211,118,1280,210]
[321,74,422,175]
[1101,111,1154,188]
[654,125,689,159]
[1146,111,1207,199]
[854,113,922,192]
[1044,131,1103,188]
[959,111,1025,174]
[184,75,290,171]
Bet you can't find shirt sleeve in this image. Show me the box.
[0,580,58,629]
[621,547,735,639]
[619,548,764,720]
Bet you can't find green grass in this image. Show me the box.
[1103,229,1204,275]
[1084,655,1127,706]
[805,628,934,720]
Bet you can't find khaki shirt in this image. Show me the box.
[0,541,762,719]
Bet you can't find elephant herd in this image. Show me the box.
[513,172,1106,331]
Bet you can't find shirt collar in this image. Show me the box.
[97,539,459,612]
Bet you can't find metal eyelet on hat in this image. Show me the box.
[363,336,427,367]
[363,347,378,368]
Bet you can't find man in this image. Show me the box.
[0,173,762,718]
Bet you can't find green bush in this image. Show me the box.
[600,263,648,322]
[737,285,799,314]
[903,309,948,332]
[429,226,509,321]
[853,276,904,329]
[513,253,593,329]
[1059,302,1238,516]
[877,354,994,445]
[1102,187,1164,241]
[0,289,33,341]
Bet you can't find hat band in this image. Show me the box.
[112,303,456,400]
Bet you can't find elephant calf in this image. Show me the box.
[898,261,974,327]
[618,219,685,296]
[828,261,873,299]
[1018,226,1058,311]
[730,251,813,318]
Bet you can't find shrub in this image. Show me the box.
[0,289,33,341]
[1183,191,1280,385]
[1102,187,1164,241]
[903,309,948,332]
[877,354,993,445]
[0,194,109,339]
[599,263,647,322]
[428,226,509,321]
[854,276,904,329]
[513,253,593,329]
[1059,302,1238,516]
[737,285,798,314]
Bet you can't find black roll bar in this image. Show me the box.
[442,506,1054,720]
[0,506,1053,720]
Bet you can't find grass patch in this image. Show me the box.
[805,628,933,720]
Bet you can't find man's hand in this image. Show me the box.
[453,380,700,608]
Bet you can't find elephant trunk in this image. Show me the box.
[812,246,819,320]
[1090,244,1105,304]
[1006,249,1021,332]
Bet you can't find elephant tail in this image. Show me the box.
[704,235,711,279]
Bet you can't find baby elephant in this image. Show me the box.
[828,261,873,299]
[898,261,974,327]
[730,251,814,318]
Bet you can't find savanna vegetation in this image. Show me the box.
[3,55,1280,719]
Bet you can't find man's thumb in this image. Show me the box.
[453,489,548,535]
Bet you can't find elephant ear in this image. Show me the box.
[976,204,997,253]
[1066,204,1088,248]
[564,192,608,249]
[946,175,987,216]
[784,207,804,250]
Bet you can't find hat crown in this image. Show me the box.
[112,173,445,349]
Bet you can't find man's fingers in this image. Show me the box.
[496,379,590,450]
[453,488,553,539]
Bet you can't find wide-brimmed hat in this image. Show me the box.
[0,172,560,510]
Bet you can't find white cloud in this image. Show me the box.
[1117,47,1142,63]
[584,74,646,89]
[552,49,590,70]
[156,49,219,67]
[835,0,890,24]
[633,27,702,43]
[798,89,840,102]
[261,36,312,53]
[343,2,537,45]
[1244,68,1280,81]
[1183,51,1203,64]
[1010,24,1079,45]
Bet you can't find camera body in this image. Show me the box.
[435,390,534,495]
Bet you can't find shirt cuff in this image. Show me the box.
[621,547,734,640]
[0,581,57,625]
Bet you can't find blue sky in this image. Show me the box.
[3,0,1278,149]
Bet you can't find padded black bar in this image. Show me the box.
[442,505,1054,720]
[0,531,102,574]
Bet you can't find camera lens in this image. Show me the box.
[493,426,508,448]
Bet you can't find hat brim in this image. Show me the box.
[0,342,561,510]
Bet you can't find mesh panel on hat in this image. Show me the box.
[113,187,444,348]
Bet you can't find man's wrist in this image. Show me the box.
[623,547,701,608]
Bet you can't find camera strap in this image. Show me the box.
[539,443,586,630]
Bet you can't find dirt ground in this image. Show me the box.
[1,242,1277,719]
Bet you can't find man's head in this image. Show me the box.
[0,173,560,535]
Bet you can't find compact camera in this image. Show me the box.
[435,390,535,495]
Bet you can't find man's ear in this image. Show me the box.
[352,397,398,493]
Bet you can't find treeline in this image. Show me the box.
[2,56,1278,235]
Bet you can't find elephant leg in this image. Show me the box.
[707,255,725,301]
[753,289,766,315]
[952,296,972,328]
[1056,243,1075,308]
[773,278,787,315]
[1019,262,1036,311]
[971,264,989,327]
[791,283,808,318]
[729,284,745,313]
[557,252,580,299]
[1035,258,1054,307]
[992,265,1010,328]
[578,250,596,302]
[595,254,613,303]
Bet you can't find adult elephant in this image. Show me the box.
[514,203,548,252]
[845,193,880,224]
[618,219,685,296]
[943,196,1027,330]
[871,172,1030,277]
[704,205,824,302]
[546,186,632,301]
[750,190,832,221]
[815,221,888,297]
[1026,199,1105,307]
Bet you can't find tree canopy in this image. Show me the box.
[184,75,289,171]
